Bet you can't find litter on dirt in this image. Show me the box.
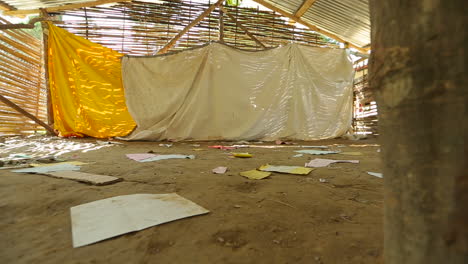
[209,145,236,150]
[70,193,209,248]
[12,163,81,173]
[295,150,340,155]
[231,153,253,158]
[240,170,271,180]
[45,171,122,185]
[258,165,313,175]
[305,158,359,168]
[338,152,363,156]
[367,172,383,178]
[212,167,228,174]
[96,140,123,145]
[126,154,194,162]
[192,148,204,151]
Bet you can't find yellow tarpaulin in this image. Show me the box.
[47,23,135,138]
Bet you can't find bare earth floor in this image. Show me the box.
[0,137,383,264]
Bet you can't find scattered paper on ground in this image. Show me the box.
[258,165,313,175]
[212,167,227,174]
[293,154,303,158]
[71,193,209,248]
[240,170,271,180]
[45,171,122,185]
[295,150,340,155]
[209,145,236,150]
[126,154,194,162]
[231,145,249,148]
[232,153,252,158]
[305,158,359,168]
[12,163,81,173]
[30,161,87,167]
[126,153,156,161]
[338,152,363,156]
[192,148,204,151]
[367,172,383,178]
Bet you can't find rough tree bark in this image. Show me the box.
[369,1,467,263]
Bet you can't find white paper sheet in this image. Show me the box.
[367,172,383,178]
[305,158,359,168]
[295,150,340,155]
[12,163,81,173]
[71,193,209,248]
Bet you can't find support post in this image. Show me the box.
[0,94,56,135]
[40,9,54,129]
[158,0,224,54]
[369,0,468,263]
[220,6,266,49]
[219,5,224,42]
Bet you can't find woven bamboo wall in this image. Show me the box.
[353,60,378,135]
[0,17,46,136]
[53,0,338,55]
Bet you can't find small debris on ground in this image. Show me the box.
[240,170,271,180]
[212,166,228,174]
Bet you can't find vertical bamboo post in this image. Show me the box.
[40,9,54,130]
[219,4,224,42]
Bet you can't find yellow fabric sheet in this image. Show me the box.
[47,23,135,138]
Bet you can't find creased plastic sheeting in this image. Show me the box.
[47,23,136,138]
[122,43,353,141]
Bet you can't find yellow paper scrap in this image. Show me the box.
[232,153,253,158]
[240,170,271,180]
[258,164,313,175]
[338,152,363,156]
[192,148,205,151]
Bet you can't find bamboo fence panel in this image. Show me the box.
[0,17,46,135]
[52,0,338,55]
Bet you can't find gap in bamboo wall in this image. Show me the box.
[353,60,378,136]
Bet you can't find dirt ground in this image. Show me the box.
[0,136,383,264]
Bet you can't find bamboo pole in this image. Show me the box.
[40,10,54,128]
[3,0,133,16]
[0,94,55,135]
[220,6,266,49]
[157,0,224,54]
[219,5,224,42]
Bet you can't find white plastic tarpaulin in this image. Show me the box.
[121,43,354,141]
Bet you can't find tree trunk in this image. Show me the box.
[369,1,468,263]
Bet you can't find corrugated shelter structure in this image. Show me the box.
[0,0,374,136]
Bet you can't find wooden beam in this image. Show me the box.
[0,1,16,11]
[0,17,44,30]
[3,0,132,16]
[220,6,266,49]
[0,94,56,135]
[157,0,224,54]
[295,0,318,18]
[252,0,367,52]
